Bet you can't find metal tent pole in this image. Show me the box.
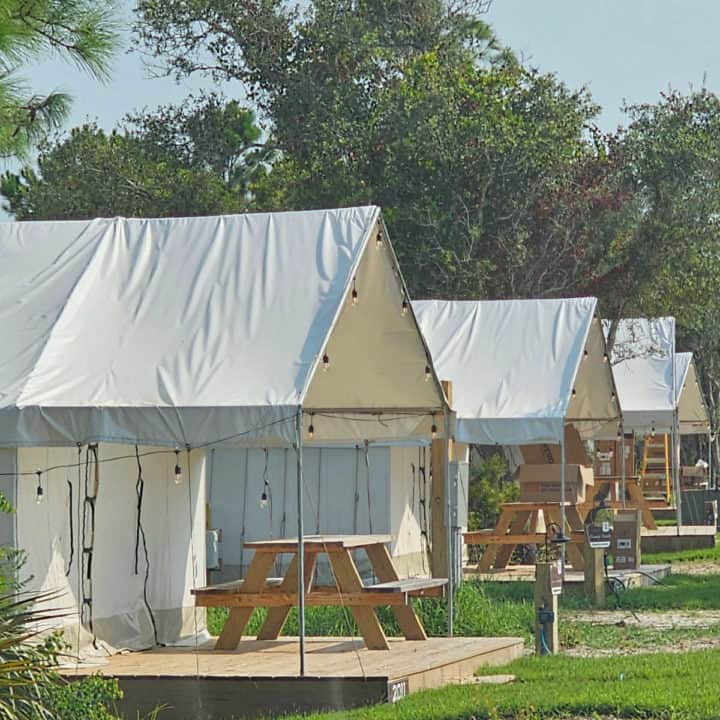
[295,409,306,676]
[560,431,567,572]
[620,423,626,509]
[709,429,713,491]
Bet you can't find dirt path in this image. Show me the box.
[566,609,720,629]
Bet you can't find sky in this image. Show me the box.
[18,1,720,144]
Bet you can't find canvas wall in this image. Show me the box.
[11,444,206,661]
[208,445,433,581]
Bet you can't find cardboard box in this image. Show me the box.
[520,426,591,467]
[518,464,594,503]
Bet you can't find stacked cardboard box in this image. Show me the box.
[517,463,595,503]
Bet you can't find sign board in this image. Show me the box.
[586,521,612,549]
[550,558,563,596]
[388,678,409,703]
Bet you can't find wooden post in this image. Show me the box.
[534,562,559,655]
[583,543,606,607]
[431,380,453,578]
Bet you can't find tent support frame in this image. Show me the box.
[295,409,305,676]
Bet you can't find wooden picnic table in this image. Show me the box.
[464,502,587,572]
[192,534,447,651]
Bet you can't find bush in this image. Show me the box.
[467,450,518,530]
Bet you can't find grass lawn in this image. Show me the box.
[643,534,720,565]
[207,572,720,653]
[285,650,720,719]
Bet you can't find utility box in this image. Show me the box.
[612,509,641,570]
[446,460,469,528]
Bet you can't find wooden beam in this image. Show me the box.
[214,551,276,650]
[464,533,585,545]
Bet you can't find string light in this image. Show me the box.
[583,349,588,358]
[431,414,438,440]
[572,388,577,397]
[260,448,270,509]
[308,414,315,439]
[322,353,330,371]
[424,364,431,382]
[376,231,383,249]
[351,277,358,306]
[401,299,409,317]
[35,470,44,505]
[174,448,182,484]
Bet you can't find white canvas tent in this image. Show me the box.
[600,317,711,522]
[413,297,620,538]
[0,206,446,671]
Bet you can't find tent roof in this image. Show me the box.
[413,297,620,445]
[602,318,709,434]
[0,207,444,448]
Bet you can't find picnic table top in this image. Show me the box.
[244,534,393,552]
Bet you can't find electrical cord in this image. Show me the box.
[134,445,159,646]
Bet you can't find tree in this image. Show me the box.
[0,0,117,158]
[1,95,270,219]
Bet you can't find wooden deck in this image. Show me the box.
[61,636,524,719]
[466,563,671,588]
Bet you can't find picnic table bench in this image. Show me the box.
[192,534,447,651]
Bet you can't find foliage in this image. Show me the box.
[467,451,517,530]
[1,94,269,220]
[0,0,117,158]
[43,675,122,720]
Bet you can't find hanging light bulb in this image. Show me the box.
[260,488,268,509]
[583,349,589,358]
[572,388,577,397]
[401,299,409,317]
[603,353,609,363]
[308,414,315,439]
[351,277,358,306]
[651,424,656,439]
[174,449,182,484]
[431,415,438,439]
[611,391,616,400]
[376,231,383,249]
[322,353,330,371]
[617,426,622,439]
[35,471,44,505]
[424,364,431,382]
